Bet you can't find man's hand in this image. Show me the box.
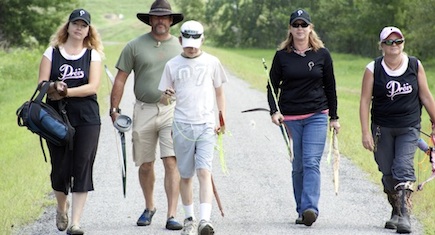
[160,87,175,105]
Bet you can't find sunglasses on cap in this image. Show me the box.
[382,38,405,46]
[181,32,202,39]
[291,22,310,28]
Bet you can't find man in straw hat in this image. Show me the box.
[110,0,184,230]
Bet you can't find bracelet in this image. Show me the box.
[109,107,121,116]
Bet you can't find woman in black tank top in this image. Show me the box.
[36,8,104,235]
[360,26,435,234]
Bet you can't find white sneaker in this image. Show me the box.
[181,217,197,235]
[198,219,214,235]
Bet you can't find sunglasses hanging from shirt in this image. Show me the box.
[382,38,405,46]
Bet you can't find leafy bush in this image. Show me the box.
[0,0,79,48]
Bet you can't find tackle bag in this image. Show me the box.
[16,81,75,161]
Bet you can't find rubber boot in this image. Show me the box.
[395,182,413,234]
[385,193,400,229]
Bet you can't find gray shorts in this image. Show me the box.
[132,100,175,166]
[172,121,216,178]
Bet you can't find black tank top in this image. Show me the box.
[47,47,100,126]
[372,56,421,127]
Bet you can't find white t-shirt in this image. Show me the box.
[159,52,228,125]
[366,54,412,77]
[43,46,101,62]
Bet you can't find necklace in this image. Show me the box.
[64,46,83,56]
[291,46,312,57]
[384,56,403,71]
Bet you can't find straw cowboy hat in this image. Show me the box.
[137,0,184,26]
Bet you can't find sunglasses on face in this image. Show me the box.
[291,22,310,28]
[181,32,202,39]
[382,38,405,46]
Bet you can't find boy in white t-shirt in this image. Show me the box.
[158,20,228,235]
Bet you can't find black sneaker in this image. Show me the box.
[302,209,317,226]
[137,208,156,226]
[295,215,303,225]
[166,216,183,230]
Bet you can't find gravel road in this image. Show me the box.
[14,69,424,235]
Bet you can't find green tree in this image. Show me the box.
[175,0,206,23]
[203,0,311,48]
[314,0,402,58]
[404,0,435,60]
[0,0,78,48]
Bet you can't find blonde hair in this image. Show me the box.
[49,21,105,58]
[278,24,324,52]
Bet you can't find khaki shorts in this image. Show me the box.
[132,100,175,166]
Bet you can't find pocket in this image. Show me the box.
[39,108,68,140]
[173,121,193,141]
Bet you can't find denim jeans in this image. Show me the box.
[284,113,328,216]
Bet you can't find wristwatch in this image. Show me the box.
[109,107,121,116]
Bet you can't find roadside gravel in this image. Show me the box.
[13,70,424,235]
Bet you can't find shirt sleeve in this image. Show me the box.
[158,63,173,92]
[267,52,281,115]
[366,61,375,73]
[212,57,229,88]
[43,47,54,61]
[321,48,338,119]
[91,49,102,62]
[115,43,134,74]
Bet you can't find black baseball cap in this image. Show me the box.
[289,9,311,25]
[69,9,91,25]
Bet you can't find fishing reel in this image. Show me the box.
[114,114,132,132]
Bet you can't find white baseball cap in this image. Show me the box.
[180,20,204,48]
[379,26,404,41]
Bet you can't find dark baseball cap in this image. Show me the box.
[69,9,91,25]
[289,9,311,25]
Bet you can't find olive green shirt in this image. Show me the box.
[116,33,182,103]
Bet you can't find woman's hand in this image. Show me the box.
[271,112,284,126]
[47,81,68,100]
[362,131,375,152]
[329,120,341,134]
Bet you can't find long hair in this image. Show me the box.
[278,24,324,52]
[49,21,105,58]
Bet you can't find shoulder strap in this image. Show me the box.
[39,137,47,162]
[408,56,419,75]
[58,100,74,151]
[373,56,383,79]
[34,81,51,103]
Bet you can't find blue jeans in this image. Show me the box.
[284,113,328,216]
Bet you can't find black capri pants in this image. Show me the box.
[48,125,101,195]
